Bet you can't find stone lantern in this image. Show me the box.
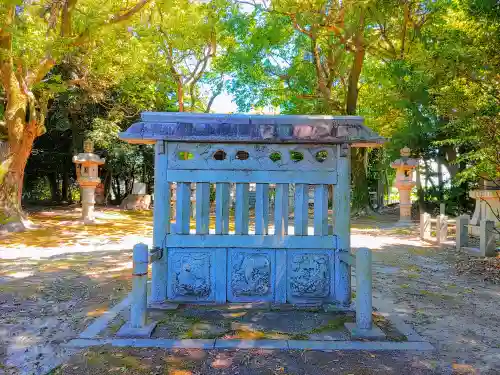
[73,140,105,223]
[391,146,418,223]
[469,178,500,238]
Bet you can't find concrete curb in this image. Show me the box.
[65,338,434,351]
[79,293,132,339]
[214,339,288,349]
[74,290,434,352]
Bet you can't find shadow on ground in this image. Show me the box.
[0,208,153,249]
[1,209,499,374]
[49,347,439,375]
[0,250,133,374]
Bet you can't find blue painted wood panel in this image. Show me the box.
[166,234,337,249]
[167,169,337,184]
[255,183,270,235]
[152,141,349,305]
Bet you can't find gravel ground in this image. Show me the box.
[1,210,500,374]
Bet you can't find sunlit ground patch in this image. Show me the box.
[0,208,154,249]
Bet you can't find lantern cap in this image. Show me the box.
[400,146,411,157]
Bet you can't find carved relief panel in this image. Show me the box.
[287,251,334,303]
[227,249,275,302]
[167,249,215,301]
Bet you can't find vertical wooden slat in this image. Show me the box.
[255,183,269,235]
[235,183,250,234]
[294,183,309,235]
[196,182,210,234]
[216,182,230,234]
[274,183,289,236]
[151,141,169,304]
[314,184,329,235]
[334,144,351,306]
[176,182,191,234]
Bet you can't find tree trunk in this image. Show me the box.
[1,10,48,231]
[377,171,384,209]
[351,147,370,214]
[113,176,122,203]
[48,173,61,202]
[62,171,70,202]
[176,77,184,112]
[385,168,390,205]
[346,9,370,214]
[103,170,112,205]
[437,156,443,200]
[0,121,38,231]
[416,161,425,215]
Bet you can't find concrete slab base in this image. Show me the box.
[148,301,180,310]
[323,303,354,313]
[73,294,434,353]
[116,321,158,338]
[344,323,386,340]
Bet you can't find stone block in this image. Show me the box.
[456,215,469,251]
[120,194,152,210]
[116,321,157,338]
[480,220,496,257]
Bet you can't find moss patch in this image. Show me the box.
[372,314,407,342]
[310,315,353,333]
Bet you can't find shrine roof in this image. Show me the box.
[119,112,385,146]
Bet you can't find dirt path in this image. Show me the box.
[352,225,500,374]
[0,251,133,375]
[1,210,499,374]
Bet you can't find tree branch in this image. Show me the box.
[0,5,15,90]
[289,14,313,38]
[107,0,150,25]
[205,85,223,113]
[26,58,56,87]
[73,0,151,46]
[61,0,78,37]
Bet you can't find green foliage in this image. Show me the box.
[8,0,500,212]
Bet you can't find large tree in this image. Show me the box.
[360,0,499,212]
[221,0,433,212]
[140,0,233,113]
[0,0,150,230]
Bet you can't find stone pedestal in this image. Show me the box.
[81,186,97,223]
[73,140,105,223]
[398,188,412,223]
[391,147,418,223]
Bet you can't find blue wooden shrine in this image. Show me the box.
[119,112,383,307]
